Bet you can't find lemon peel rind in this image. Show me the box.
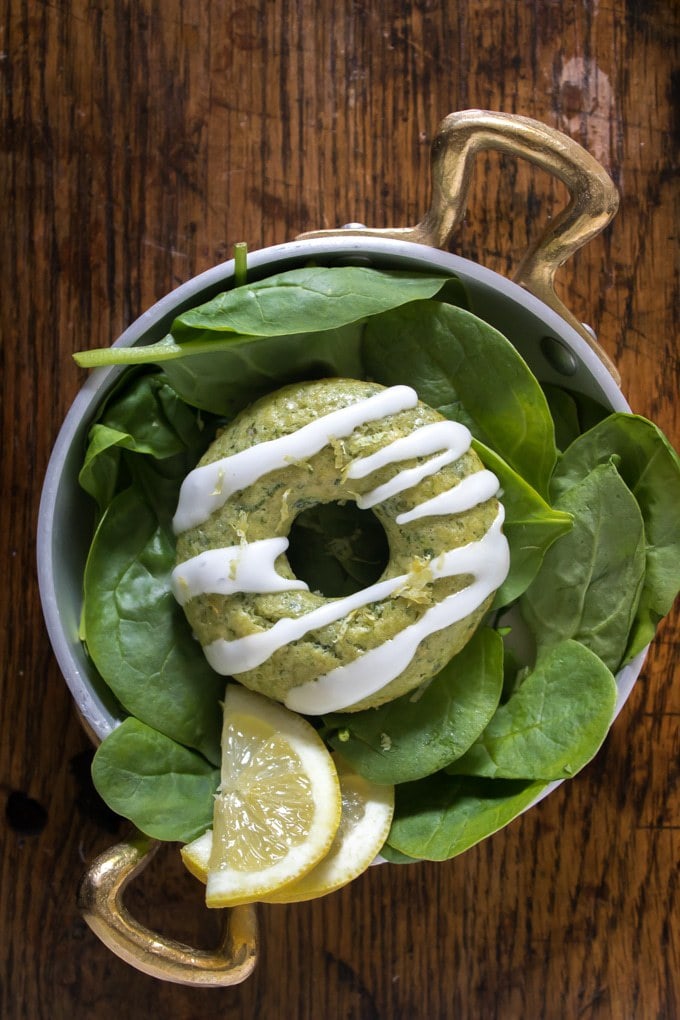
[180,830,212,883]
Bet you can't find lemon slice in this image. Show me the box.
[263,758,394,903]
[191,684,342,908]
[182,755,394,904]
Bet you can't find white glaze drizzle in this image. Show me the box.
[202,508,509,690]
[347,419,494,518]
[356,449,459,509]
[284,509,509,714]
[172,384,419,533]
[396,469,500,524]
[346,421,472,479]
[171,537,308,606]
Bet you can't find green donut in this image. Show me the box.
[172,378,507,713]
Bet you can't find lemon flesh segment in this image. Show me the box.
[203,684,342,908]
[181,760,395,904]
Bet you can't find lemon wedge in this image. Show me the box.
[182,753,394,904]
[189,684,342,908]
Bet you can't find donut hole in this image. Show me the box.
[286,501,389,598]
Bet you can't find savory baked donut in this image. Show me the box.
[171,379,509,713]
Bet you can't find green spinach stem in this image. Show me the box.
[234,242,248,287]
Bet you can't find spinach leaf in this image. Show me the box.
[551,414,680,660]
[157,323,365,415]
[378,844,422,865]
[154,275,469,415]
[324,629,504,784]
[91,718,218,842]
[100,372,209,452]
[79,425,145,513]
[542,384,581,452]
[173,266,451,339]
[387,772,546,861]
[83,487,224,763]
[448,639,617,780]
[363,300,558,497]
[472,440,573,608]
[79,375,213,510]
[74,267,451,368]
[522,462,646,671]
[542,383,609,452]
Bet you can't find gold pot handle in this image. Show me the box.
[300,109,620,378]
[78,831,258,986]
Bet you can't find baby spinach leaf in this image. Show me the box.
[79,425,144,512]
[157,323,365,416]
[472,440,573,608]
[387,772,546,861]
[102,372,208,453]
[363,300,558,497]
[448,639,617,780]
[83,487,224,763]
[74,267,451,368]
[378,844,422,865]
[324,628,504,784]
[522,462,646,671]
[172,266,451,339]
[542,383,609,452]
[542,384,582,452]
[91,718,218,842]
[551,414,680,661]
[79,375,213,510]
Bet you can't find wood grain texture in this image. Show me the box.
[1,0,678,1017]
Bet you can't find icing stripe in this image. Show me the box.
[356,449,458,509]
[347,419,492,516]
[173,385,419,533]
[396,469,500,524]
[346,421,471,479]
[171,537,308,606]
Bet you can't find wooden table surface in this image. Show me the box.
[2,1,678,1017]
